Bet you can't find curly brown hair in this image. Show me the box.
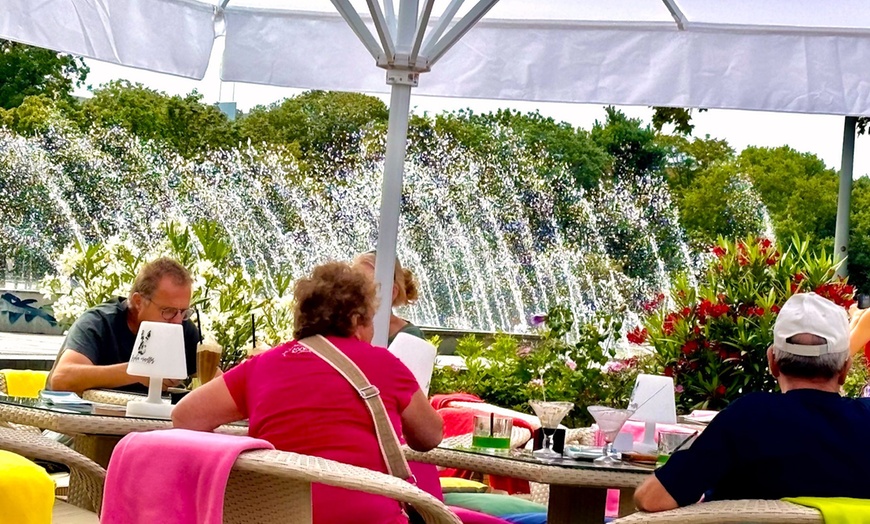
[293,261,378,340]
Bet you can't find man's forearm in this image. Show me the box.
[50,363,143,394]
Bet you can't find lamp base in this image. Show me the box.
[632,421,658,453]
[126,399,175,419]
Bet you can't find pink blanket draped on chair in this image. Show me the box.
[101,429,274,524]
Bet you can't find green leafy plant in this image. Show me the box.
[632,235,854,412]
[430,305,651,427]
[41,219,295,370]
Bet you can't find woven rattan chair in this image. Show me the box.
[81,389,143,406]
[0,425,460,523]
[611,500,823,523]
[0,426,104,521]
[229,449,462,524]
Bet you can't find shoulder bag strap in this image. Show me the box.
[297,335,413,481]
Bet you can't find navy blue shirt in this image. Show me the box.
[656,389,870,506]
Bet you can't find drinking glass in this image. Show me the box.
[529,400,574,460]
[587,405,633,466]
[472,414,513,451]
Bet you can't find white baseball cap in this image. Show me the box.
[773,292,849,357]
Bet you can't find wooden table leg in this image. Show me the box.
[548,485,608,524]
[69,435,121,512]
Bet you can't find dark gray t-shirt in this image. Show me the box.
[51,297,199,393]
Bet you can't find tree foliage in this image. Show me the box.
[0,40,89,110]
[81,81,237,156]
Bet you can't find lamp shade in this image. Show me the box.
[628,374,677,425]
[387,332,437,395]
[127,321,188,380]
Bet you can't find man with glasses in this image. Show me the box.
[48,257,202,394]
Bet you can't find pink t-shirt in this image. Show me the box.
[223,336,420,524]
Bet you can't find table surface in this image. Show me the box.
[405,443,652,489]
[0,394,248,436]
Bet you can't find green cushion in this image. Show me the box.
[443,493,547,516]
[440,477,490,493]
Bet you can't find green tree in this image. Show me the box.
[591,107,668,184]
[738,146,838,246]
[238,90,388,174]
[0,40,89,110]
[81,81,237,156]
[847,177,870,292]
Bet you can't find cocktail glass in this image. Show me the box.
[529,400,574,460]
[587,405,633,466]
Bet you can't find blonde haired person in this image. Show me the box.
[353,251,424,344]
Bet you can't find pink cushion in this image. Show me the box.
[449,507,513,524]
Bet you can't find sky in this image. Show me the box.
[75,58,870,179]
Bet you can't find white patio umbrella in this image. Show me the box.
[3,0,870,344]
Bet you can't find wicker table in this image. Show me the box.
[405,445,651,524]
[0,395,247,511]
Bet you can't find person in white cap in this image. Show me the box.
[634,292,870,513]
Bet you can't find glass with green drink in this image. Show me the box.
[472,414,512,451]
[656,430,696,467]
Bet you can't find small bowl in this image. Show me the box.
[167,387,191,405]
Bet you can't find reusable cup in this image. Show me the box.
[471,414,512,451]
[196,338,222,386]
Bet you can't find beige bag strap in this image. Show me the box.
[298,335,413,481]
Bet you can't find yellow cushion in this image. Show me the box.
[440,477,490,493]
[784,497,870,524]
[0,450,54,524]
[1,370,49,398]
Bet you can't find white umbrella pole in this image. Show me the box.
[372,81,413,347]
[834,116,857,278]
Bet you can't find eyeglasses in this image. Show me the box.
[143,296,195,322]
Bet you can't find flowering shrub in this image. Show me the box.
[430,305,652,427]
[41,219,295,369]
[634,236,854,411]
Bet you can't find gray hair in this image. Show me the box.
[772,333,849,379]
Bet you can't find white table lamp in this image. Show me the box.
[628,374,677,453]
[125,321,188,419]
[387,332,437,395]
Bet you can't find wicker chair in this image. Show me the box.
[0,425,461,524]
[611,500,823,523]
[0,426,104,522]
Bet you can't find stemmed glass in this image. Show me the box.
[587,405,633,466]
[529,400,574,460]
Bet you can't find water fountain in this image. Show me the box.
[0,120,715,335]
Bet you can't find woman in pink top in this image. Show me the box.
[173,262,444,524]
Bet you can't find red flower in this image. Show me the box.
[766,253,779,266]
[681,340,699,355]
[711,245,727,258]
[746,306,765,317]
[770,304,781,314]
[794,273,805,283]
[711,303,730,318]
[663,366,674,377]
[715,384,727,396]
[627,327,648,345]
[757,237,773,250]
[662,312,680,335]
[681,306,692,318]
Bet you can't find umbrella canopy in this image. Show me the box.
[5,0,870,116]
[3,0,869,343]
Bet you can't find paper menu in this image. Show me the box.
[387,332,437,395]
